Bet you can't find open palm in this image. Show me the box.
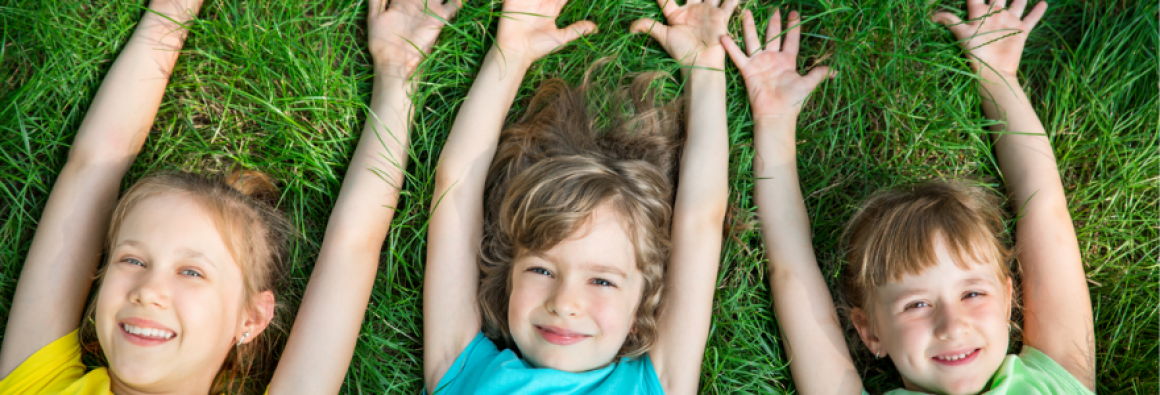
[933,0,1047,77]
[496,0,596,64]
[368,0,462,74]
[723,9,832,118]
[632,0,739,67]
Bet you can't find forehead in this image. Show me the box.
[877,252,1003,299]
[528,204,636,274]
[114,193,236,267]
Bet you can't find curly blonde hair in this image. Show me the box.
[478,67,682,360]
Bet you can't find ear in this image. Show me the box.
[239,290,276,344]
[851,307,883,357]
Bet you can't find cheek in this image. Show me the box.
[507,277,542,325]
[590,291,634,337]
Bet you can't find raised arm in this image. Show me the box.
[0,0,202,377]
[630,0,735,392]
[267,0,460,393]
[935,0,1093,388]
[424,0,594,388]
[721,8,859,394]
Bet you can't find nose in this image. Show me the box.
[128,266,170,309]
[545,279,583,318]
[934,300,970,341]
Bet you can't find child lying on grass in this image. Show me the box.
[424,0,735,393]
[735,0,1095,393]
[0,0,459,393]
[0,1,293,393]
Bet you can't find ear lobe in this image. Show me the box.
[851,307,882,355]
[242,290,276,341]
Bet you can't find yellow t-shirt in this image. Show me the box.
[0,330,111,395]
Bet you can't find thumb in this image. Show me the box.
[804,65,833,89]
[558,20,598,45]
[932,12,970,38]
[631,18,668,44]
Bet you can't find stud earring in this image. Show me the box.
[875,350,881,359]
[236,332,250,347]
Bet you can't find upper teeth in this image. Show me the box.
[937,351,972,361]
[124,324,174,339]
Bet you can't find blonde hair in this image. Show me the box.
[80,169,292,394]
[841,180,1015,319]
[478,68,682,360]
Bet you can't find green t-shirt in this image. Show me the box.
[869,346,1093,395]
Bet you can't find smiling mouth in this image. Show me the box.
[932,348,980,366]
[535,325,591,346]
[120,322,177,345]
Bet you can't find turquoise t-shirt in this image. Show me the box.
[872,346,1093,395]
[431,332,664,395]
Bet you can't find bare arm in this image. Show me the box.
[423,0,594,388]
[267,1,460,393]
[721,9,859,394]
[935,0,1093,388]
[631,1,736,392]
[0,0,202,378]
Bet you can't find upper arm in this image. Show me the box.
[1012,195,1095,388]
[0,160,130,377]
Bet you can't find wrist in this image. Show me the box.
[374,63,417,80]
[491,45,535,71]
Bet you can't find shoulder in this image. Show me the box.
[985,347,1094,395]
[0,330,110,395]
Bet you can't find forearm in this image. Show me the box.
[674,67,729,223]
[69,9,193,166]
[432,46,529,194]
[978,71,1066,210]
[753,117,860,394]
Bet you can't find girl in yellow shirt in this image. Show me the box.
[0,0,460,394]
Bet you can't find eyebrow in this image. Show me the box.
[524,253,628,278]
[114,240,216,268]
[584,263,627,278]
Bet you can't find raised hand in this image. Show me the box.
[631,0,739,68]
[369,0,463,77]
[933,0,1048,77]
[722,9,833,119]
[495,0,596,66]
[147,0,205,21]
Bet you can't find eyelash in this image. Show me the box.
[180,269,204,278]
[591,278,616,288]
[905,292,987,310]
[529,267,553,277]
[122,257,146,267]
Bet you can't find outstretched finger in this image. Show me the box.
[370,0,386,15]
[442,0,464,19]
[991,0,1008,10]
[559,20,598,46]
[721,35,749,68]
[966,0,987,18]
[783,11,801,54]
[932,12,971,38]
[1009,0,1028,16]
[631,18,669,44]
[803,65,834,90]
[657,0,680,15]
[722,0,740,15]
[742,10,761,55]
[1021,1,1047,29]
[766,8,782,52]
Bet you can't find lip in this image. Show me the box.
[535,325,591,346]
[118,317,177,347]
[931,348,980,366]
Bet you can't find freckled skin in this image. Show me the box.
[508,204,644,372]
[96,193,248,393]
[857,238,1014,395]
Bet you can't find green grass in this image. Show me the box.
[1,0,1155,393]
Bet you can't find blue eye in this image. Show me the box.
[963,291,984,299]
[528,267,553,277]
[180,269,204,278]
[905,301,930,310]
[123,257,146,267]
[591,278,616,287]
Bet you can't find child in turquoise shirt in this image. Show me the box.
[424,0,739,393]
[728,0,1096,393]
